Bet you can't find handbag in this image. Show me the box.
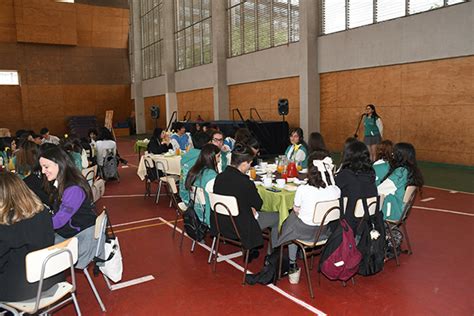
[183,188,209,241]
[94,211,123,283]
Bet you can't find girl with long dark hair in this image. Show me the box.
[335,141,378,231]
[308,132,328,156]
[378,143,423,221]
[183,144,221,225]
[284,127,309,169]
[39,147,99,268]
[12,140,39,179]
[147,127,172,154]
[363,104,383,161]
[276,151,341,278]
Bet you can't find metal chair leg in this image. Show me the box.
[155,180,162,204]
[208,237,216,264]
[190,240,196,253]
[278,245,284,281]
[402,223,413,255]
[213,235,221,272]
[71,292,82,316]
[172,212,179,237]
[83,268,106,312]
[242,249,250,285]
[300,246,314,299]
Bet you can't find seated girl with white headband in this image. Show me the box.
[275,151,341,281]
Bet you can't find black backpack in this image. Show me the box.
[182,191,208,242]
[245,248,289,285]
[357,197,386,276]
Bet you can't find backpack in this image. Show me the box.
[385,225,403,260]
[245,248,289,285]
[182,191,208,242]
[101,149,119,181]
[91,178,106,202]
[357,197,386,276]
[319,218,362,282]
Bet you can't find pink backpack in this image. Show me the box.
[319,219,362,281]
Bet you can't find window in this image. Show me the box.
[175,0,212,71]
[0,71,19,85]
[227,0,300,58]
[322,0,467,35]
[140,0,163,80]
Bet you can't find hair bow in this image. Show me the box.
[312,157,335,186]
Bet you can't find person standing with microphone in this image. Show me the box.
[363,104,383,161]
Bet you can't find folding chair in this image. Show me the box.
[155,160,177,206]
[208,192,251,285]
[354,195,385,221]
[0,238,81,316]
[385,186,418,266]
[143,157,159,198]
[166,176,188,249]
[81,211,109,312]
[277,198,347,299]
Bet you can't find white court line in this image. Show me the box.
[113,217,161,228]
[413,206,474,217]
[158,217,326,316]
[110,275,155,291]
[102,194,144,198]
[420,197,435,202]
[424,185,474,196]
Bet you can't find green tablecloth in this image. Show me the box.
[134,140,149,153]
[257,185,296,228]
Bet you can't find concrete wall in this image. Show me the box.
[318,2,473,73]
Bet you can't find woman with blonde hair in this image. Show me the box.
[0,172,62,301]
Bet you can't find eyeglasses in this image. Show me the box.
[212,138,224,143]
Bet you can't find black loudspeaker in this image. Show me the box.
[278,99,289,116]
[150,105,160,119]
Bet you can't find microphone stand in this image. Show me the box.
[353,114,365,138]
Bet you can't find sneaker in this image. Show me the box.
[288,262,298,274]
[288,265,301,284]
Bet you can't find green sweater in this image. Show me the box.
[284,144,308,168]
[378,167,408,221]
[179,148,201,202]
[373,159,390,186]
[182,168,217,226]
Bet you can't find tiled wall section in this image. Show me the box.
[320,56,474,166]
[228,77,300,128]
[177,88,214,121]
[0,0,132,135]
[144,95,167,134]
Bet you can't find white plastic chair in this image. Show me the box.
[277,198,347,299]
[0,238,81,316]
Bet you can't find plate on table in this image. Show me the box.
[254,181,263,186]
[284,184,297,192]
[256,170,266,175]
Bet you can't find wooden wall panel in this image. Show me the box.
[0,0,16,43]
[320,56,474,166]
[228,77,300,128]
[14,0,77,45]
[176,88,214,121]
[144,95,167,133]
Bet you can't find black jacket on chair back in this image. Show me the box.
[211,166,264,250]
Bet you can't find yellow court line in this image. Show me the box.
[114,219,182,234]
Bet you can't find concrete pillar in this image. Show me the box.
[131,0,145,134]
[211,0,229,120]
[162,0,178,125]
[299,0,320,137]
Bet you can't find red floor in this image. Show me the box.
[56,138,473,316]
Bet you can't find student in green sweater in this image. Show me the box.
[363,104,383,161]
[179,132,211,203]
[377,143,423,221]
[373,139,393,186]
[183,144,220,226]
[284,127,309,169]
